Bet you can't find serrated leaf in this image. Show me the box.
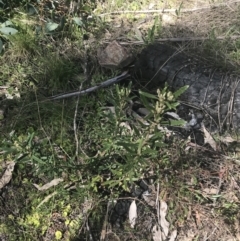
[45,22,58,32]
[72,17,83,26]
[0,27,18,35]
[173,85,188,99]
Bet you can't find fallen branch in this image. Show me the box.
[49,71,130,100]
[100,0,240,16]
[103,35,240,46]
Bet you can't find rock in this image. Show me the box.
[98,40,134,69]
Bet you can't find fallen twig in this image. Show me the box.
[100,0,240,16]
[103,36,240,46]
[49,71,130,100]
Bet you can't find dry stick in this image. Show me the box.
[100,0,240,16]
[103,36,240,46]
[74,55,91,163]
[217,74,226,133]
[222,77,240,130]
[74,82,84,162]
[202,69,216,107]
[49,71,130,101]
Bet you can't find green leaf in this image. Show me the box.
[137,137,145,155]
[0,27,18,35]
[173,85,188,99]
[162,119,186,127]
[116,142,137,153]
[131,124,140,136]
[165,101,172,110]
[72,17,83,26]
[103,179,120,188]
[32,155,45,164]
[139,90,158,100]
[45,22,58,32]
[139,94,155,112]
[27,132,35,147]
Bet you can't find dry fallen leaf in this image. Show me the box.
[202,187,219,195]
[33,178,63,191]
[169,230,177,241]
[181,230,196,241]
[220,135,236,145]
[152,225,163,241]
[0,161,15,189]
[152,199,177,241]
[160,200,170,239]
[202,124,217,151]
[129,200,137,228]
[142,191,156,207]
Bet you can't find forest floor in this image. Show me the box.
[1,0,240,240]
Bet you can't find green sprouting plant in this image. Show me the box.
[144,16,162,44]
[175,1,183,17]
[82,84,188,194]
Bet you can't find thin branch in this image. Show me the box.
[103,35,240,46]
[100,0,240,16]
[74,82,83,162]
[48,71,130,100]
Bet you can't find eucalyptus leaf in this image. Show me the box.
[72,17,83,26]
[1,20,13,27]
[0,27,18,35]
[45,22,58,32]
